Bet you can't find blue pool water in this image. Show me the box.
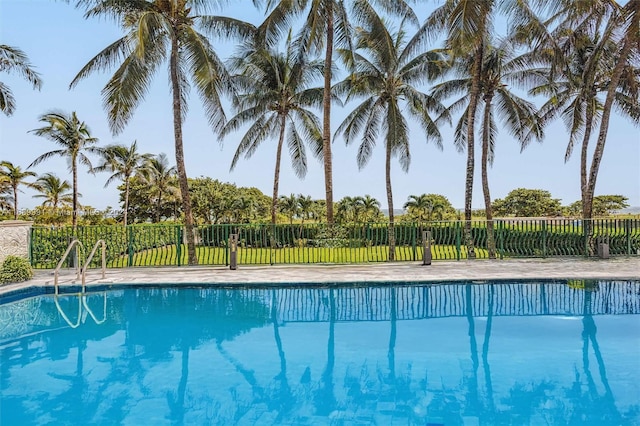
[1,280,640,425]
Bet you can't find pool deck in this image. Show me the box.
[1,257,639,295]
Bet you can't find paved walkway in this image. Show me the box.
[1,257,639,296]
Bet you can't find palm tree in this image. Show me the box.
[94,141,152,226]
[70,0,252,264]
[0,161,37,219]
[433,38,544,258]
[29,110,99,229]
[0,44,42,116]
[278,193,299,224]
[361,195,381,222]
[221,34,323,225]
[334,7,446,260]
[258,0,416,224]
[0,175,11,212]
[33,172,74,208]
[585,1,640,220]
[140,153,178,223]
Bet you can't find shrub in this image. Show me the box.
[0,255,33,284]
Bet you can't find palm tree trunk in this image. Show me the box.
[272,116,287,225]
[481,96,496,259]
[156,192,162,223]
[124,178,130,226]
[464,43,483,260]
[323,3,335,225]
[579,101,596,253]
[11,183,18,220]
[170,34,197,265]
[386,142,395,261]
[72,161,78,230]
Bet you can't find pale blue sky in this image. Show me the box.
[1,0,638,212]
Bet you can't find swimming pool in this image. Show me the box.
[1,280,639,425]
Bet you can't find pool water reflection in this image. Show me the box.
[1,280,639,425]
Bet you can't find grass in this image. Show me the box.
[107,244,489,267]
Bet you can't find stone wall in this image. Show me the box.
[0,221,33,265]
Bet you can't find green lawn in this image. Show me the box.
[109,244,488,267]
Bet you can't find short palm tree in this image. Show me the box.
[221,34,323,225]
[334,8,447,260]
[71,0,253,264]
[29,110,99,229]
[139,153,179,223]
[361,195,381,222]
[94,141,152,226]
[0,161,37,219]
[279,193,299,224]
[33,172,74,208]
[0,44,42,116]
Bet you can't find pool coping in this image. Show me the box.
[1,257,639,304]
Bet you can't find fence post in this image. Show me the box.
[626,219,632,256]
[127,226,134,267]
[422,230,432,266]
[176,225,182,267]
[455,220,461,261]
[412,222,417,261]
[497,220,503,260]
[542,219,547,258]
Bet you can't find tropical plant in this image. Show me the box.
[29,110,99,229]
[33,172,74,209]
[587,0,640,220]
[71,0,252,263]
[279,193,299,224]
[221,33,323,225]
[139,153,179,223]
[0,161,37,219]
[334,5,446,260]
[360,195,382,222]
[521,7,639,224]
[0,44,42,116]
[432,37,544,258]
[424,0,496,259]
[404,194,454,222]
[94,141,152,225]
[529,0,640,220]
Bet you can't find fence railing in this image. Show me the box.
[29,218,640,268]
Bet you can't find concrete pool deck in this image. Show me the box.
[1,257,639,295]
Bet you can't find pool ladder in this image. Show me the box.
[53,239,107,328]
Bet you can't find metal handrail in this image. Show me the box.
[53,239,84,296]
[81,240,106,291]
[82,292,107,325]
[54,293,82,329]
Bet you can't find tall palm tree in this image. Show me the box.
[425,0,496,259]
[334,7,447,260]
[33,172,74,208]
[140,153,178,223]
[221,34,323,225]
[586,1,640,220]
[433,38,544,258]
[29,110,99,229]
[258,0,416,224]
[0,44,42,116]
[94,141,152,226]
[0,161,37,219]
[70,0,252,264]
